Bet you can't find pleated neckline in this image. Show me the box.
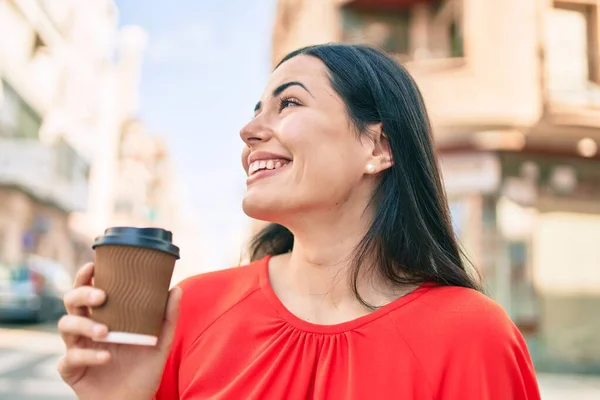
[258,255,433,334]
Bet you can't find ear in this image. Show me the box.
[364,123,394,174]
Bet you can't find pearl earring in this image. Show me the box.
[366,163,375,173]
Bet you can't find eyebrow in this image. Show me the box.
[254,81,313,112]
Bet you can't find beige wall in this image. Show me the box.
[538,293,600,372]
[534,210,600,295]
[272,0,544,132]
[272,0,342,66]
[0,188,74,272]
[407,0,542,129]
[531,202,600,371]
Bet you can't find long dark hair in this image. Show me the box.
[249,43,482,306]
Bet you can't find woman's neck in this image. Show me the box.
[268,207,408,321]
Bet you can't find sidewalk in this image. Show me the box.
[538,373,600,399]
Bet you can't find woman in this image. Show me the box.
[58,44,541,399]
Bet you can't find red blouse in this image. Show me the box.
[155,256,541,399]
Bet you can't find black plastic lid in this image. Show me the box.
[92,227,180,259]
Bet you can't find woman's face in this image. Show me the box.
[240,55,380,224]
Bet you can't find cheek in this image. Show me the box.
[276,114,340,162]
[275,116,306,146]
[300,150,363,197]
[276,113,364,182]
[241,146,250,169]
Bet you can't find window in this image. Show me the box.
[508,240,539,334]
[55,139,78,181]
[0,81,19,137]
[428,0,464,59]
[341,8,411,55]
[449,19,463,58]
[340,0,464,61]
[18,101,42,139]
[546,1,600,107]
[0,80,41,139]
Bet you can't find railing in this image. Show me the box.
[548,82,600,109]
[0,137,89,212]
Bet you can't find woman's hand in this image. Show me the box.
[57,263,181,400]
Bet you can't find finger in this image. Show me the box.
[58,315,108,347]
[64,286,106,316]
[157,287,182,353]
[58,348,111,381]
[73,263,95,288]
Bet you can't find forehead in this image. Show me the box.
[265,54,330,94]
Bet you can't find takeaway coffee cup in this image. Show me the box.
[90,227,180,346]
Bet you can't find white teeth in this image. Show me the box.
[248,159,290,175]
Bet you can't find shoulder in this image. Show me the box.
[173,257,266,348]
[392,285,536,380]
[421,285,512,330]
[398,286,540,398]
[404,285,520,347]
[176,258,263,300]
[390,284,526,363]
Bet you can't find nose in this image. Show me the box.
[240,116,272,146]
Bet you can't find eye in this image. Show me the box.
[279,97,300,111]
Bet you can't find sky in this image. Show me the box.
[116,0,277,269]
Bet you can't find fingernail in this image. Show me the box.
[96,351,109,362]
[89,290,104,302]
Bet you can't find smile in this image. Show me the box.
[248,159,291,176]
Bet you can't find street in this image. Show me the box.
[0,322,75,400]
[2,322,600,399]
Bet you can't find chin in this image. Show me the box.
[242,197,275,222]
[242,192,289,223]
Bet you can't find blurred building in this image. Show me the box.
[112,118,178,228]
[67,23,151,246]
[271,0,600,373]
[0,0,110,272]
[0,1,200,278]
[109,118,204,285]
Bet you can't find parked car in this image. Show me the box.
[0,255,72,322]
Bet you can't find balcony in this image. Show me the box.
[403,58,541,135]
[397,0,543,141]
[0,138,89,212]
[339,0,536,134]
[342,0,433,12]
[541,3,600,129]
[544,84,600,129]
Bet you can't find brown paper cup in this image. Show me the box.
[90,227,180,346]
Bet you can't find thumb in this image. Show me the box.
[157,286,182,353]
